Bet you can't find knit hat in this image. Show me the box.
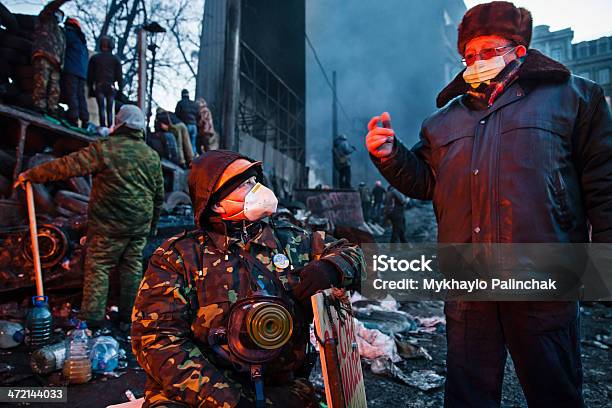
[457,1,532,54]
[65,17,81,31]
[113,105,146,132]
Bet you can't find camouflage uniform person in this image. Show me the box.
[16,105,164,327]
[131,150,365,408]
[32,0,70,114]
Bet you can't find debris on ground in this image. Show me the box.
[403,370,445,391]
[351,292,445,335]
[369,357,444,391]
[354,320,402,362]
[91,335,120,373]
[595,333,612,347]
[0,320,24,348]
[395,337,432,360]
[415,316,446,334]
[581,339,610,350]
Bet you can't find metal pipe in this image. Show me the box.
[26,181,44,298]
[221,0,242,150]
[332,71,338,188]
[137,28,148,113]
[11,119,28,199]
[147,44,159,132]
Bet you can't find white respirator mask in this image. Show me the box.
[221,182,278,221]
[462,55,507,89]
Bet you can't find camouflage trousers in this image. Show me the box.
[80,230,147,323]
[32,57,61,113]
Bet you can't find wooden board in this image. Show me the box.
[312,289,367,408]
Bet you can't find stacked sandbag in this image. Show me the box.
[0,4,36,107]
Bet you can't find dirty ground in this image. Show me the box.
[1,202,611,407]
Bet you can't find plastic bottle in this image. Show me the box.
[62,321,92,384]
[26,296,52,348]
[0,320,24,349]
[31,342,67,374]
[90,336,119,373]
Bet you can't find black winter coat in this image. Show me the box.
[87,51,122,90]
[175,97,199,125]
[372,50,612,244]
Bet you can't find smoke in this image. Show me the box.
[306,0,465,187]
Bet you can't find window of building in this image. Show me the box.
[579,44,589,58]
[551,47,563,61]
[578,71,591,80]
[598,39,609,54]
[598,68,610,84]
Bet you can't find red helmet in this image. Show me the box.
[65,17,81,31]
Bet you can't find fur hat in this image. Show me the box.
[457,1,532,54]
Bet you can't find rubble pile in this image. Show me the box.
[0,150,90,293]
[348,292,447,391]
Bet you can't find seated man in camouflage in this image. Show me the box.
[131,150,365,408]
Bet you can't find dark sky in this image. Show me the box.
[306,0,465,187]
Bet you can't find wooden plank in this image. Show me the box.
[0,104,96,144]
[312,288,367,408]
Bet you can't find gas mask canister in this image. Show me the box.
[220,182,278,221]
[208,293,294,408]
[463,54,508,88]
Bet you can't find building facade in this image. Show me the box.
[531,25,612,108]
[196,0,306,198]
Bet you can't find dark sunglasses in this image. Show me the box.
[462,45,516,66]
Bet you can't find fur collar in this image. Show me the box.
[436,49,571,108]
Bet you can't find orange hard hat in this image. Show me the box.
[214,158,262,192]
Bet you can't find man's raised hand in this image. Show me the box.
[366,111,395,158]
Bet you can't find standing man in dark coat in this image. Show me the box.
[88,35,122,127]
[358,181,372,221]
[333,134,355,188]
[175,89,199,154]
[371,180,386,223]
[62,17,89,128]
[366,2,612,407]
[32,0,70,115]
[383,185,407,243]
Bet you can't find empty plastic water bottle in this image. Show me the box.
[31,342,66,374]
[63,321,92,384]
[0,320,24,349]
[26,296,52,348]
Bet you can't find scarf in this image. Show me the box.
[465,57,524,110]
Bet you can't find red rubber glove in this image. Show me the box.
[366,111,395,159]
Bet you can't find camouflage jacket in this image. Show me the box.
[26,127,164,236]
[131,220,365,408]
[32,0,69,67]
